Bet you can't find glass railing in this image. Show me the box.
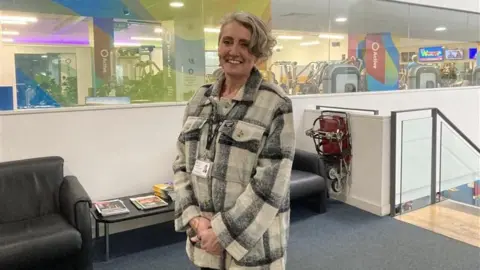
[390,108,480,215]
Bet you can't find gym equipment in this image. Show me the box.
[407,65,441,89]
[305,110,352,194]
[472,66,480,86]
[295,62,328,95]
[268,61,297,94]
[321,63,360,93]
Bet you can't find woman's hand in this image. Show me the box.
[189,217,211,243]
[197,228,223,256]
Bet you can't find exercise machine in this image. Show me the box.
[321,63,360,94]
[407,65,441,89]
[472,66,480,86]
[268,61,297,94]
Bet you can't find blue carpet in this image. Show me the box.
[93,200,480,270]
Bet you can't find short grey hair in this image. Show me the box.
[219,11,277,60]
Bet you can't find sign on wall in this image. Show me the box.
[92,18,114,90]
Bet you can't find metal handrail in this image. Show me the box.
[316,105,379,115]
[389,107,480,216]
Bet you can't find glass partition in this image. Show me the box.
[0,0,479,110]
[391,108,480,215]
[392,109,434,214]
[439,121,480,206]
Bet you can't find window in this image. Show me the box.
[269,0,480,94]
[0,0,479,110]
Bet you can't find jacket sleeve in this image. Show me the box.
[173,104,202,232]
[210,99,295,261]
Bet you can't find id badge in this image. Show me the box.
[192,159,212,179]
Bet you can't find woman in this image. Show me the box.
[173,11,295,270]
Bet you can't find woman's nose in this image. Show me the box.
[229,44,240,56]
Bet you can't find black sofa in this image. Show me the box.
[0,156,93,270]
[290,149,328,213]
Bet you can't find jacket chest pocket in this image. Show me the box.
[212,120,266,183]
[181,116,207,172]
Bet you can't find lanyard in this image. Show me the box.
[205,99,238,151]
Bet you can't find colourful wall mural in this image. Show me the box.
[348,33,400,91]
[6,0,272,107]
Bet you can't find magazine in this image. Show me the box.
[130,195,168,210]
[94,199,130,216]
[153,182,176,201]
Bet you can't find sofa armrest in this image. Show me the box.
[59,176,92,227]
[292,149,326,177]
[59,175,93,270]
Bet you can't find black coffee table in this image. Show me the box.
[90,193,175,261]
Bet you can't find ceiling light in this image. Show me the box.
[204,27,220,33]
[335,17,347,22]
[131,37,162,41]
[169,1,184,8]
[114,42,141,47]
[41,55,47,58]
[300,41,321,46]
[0,20,27,25]
[435,26,447,32]
[0,31,19,36]
[2,38,14,42]
[277,35,303,40]
[0,16,37,23]
[154,28,163,33]
[318,34,344,39]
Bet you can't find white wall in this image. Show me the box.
[389,0,479,12]
[291,87,480,146]
[299,110,391,216]
[0,87,478,204]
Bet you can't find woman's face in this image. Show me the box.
[218,21,257,78]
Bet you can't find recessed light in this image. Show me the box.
[0,15,37,23]
[435,26,447,32]
[300,41,321,46]
[114,42,141,47]
[169,2,184,8]
[277,35,303,40]
[0,30,19,36]
[154,28,163,33]
[318,34,344,39]
[335,17,347,22]
[0,20,27,25]
[131,37,162,41]
[1,38,14,42]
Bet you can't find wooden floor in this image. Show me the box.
[396,200,480,247]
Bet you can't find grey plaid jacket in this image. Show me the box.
[173,67,295,269]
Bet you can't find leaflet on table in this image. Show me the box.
[130,195,168,210]
[94,199,130,216]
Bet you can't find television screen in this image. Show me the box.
[418,46,444,62]
[469,48,478,60]
[445,49,464,60]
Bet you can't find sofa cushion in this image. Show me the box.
[290,169,326,200]
[0,156,64,223]
[0,213,82,269]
